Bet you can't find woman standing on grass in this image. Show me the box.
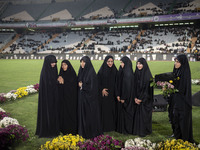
[36,55,59,138]
[97,55,118,132]
[77,56,102,139]
[172,54,194,143]
[116,56,134,134]
[132,58,153,137]
[58,60,78,135]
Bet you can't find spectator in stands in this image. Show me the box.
[132,58,153,137]
[116,56,134,134]
[78,56,102,138]
[36,55,59,138]
[172,54,194,143]
[97,55,118,132]
[58,60,78,135]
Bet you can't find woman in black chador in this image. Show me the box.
[116,56,134,134]
[78,56,102,139]
[36,55,59,138]
[132,58,153,137]
[58,60,77,135]
[172,54,194,143]
[97,55,118,132]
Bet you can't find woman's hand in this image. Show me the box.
[102,88,109,97]
[117,96,120,102]
[121,100,125,103]
[135,98,142,105]
[58,76,64,84]
[78,81,83,88]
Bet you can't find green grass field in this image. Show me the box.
[0,59,200,150]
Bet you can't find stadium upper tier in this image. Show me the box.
[0,0,199,22]
[1,26,199,54]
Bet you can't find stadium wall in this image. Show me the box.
[0,53,198,61]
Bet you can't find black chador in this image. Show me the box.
[36,55,59,138]
[58,60,77,135]
[116,56,134,134]
[78,56,102,139]
[132,58,153,137]
[97,55,118,132]
[172,54,194,143]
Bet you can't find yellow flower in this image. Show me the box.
[169,80,173,83]
[177,77,180,80]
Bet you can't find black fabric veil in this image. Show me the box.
[116,56,134,134]
[58,60,77,135]
[97,55,118,132]
[133,57,153,137]
[36,55,59,138]
[78,56,102,139]
[172,54,194,142]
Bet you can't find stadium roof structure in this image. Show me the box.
[123,2,163,16]
[39,9,73,21]
[2,10,34,21]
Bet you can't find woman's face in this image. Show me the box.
[62,62,68,71]
[120,61,125,68]
[174,59,181,69]
[107,58,114,68]
[80,60,86,68]
[137,62,143,70]
[51,63,56,68]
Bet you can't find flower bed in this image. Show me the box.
[0,83,39,103]
[123,138,157,150]
[78,135,123,149]
[41,134,85,150]
[157,139,198,150]
[0,107,29,149]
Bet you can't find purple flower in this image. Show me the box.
[0,95,6,103]
[0,112,10,120]
[33,83,39,91]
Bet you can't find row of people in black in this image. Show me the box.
[35,54,194,143]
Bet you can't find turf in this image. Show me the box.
[0,59,200,150]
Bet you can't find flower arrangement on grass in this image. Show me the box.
[123,138,157,150]
[0,83,39,103]
[40,134,85,150]
[77,134,123,149]
[0,117,19,128]
[156,139,198,150]
[0,108,29,149]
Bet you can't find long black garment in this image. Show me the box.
[172,54,194,143]
[97,55,118,132]
[36,55,59,138]
[78,56,102,139]
[58,60,77,135]
[133,58,153,137]
[116,56,134,134]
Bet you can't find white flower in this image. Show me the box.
[0,117,19,127]
[26,87,37,94]
[125,139,135,148]
[152,143,156,148]
[0,107,6,112]
[147,140,151,144]
[198,144,200,148]
[26,85,34,88]
[4,93,17,100]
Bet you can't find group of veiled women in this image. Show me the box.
[35,54,194,143]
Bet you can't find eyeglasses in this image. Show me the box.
[107,61,113,63]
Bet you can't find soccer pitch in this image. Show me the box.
[0,59,200,150]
